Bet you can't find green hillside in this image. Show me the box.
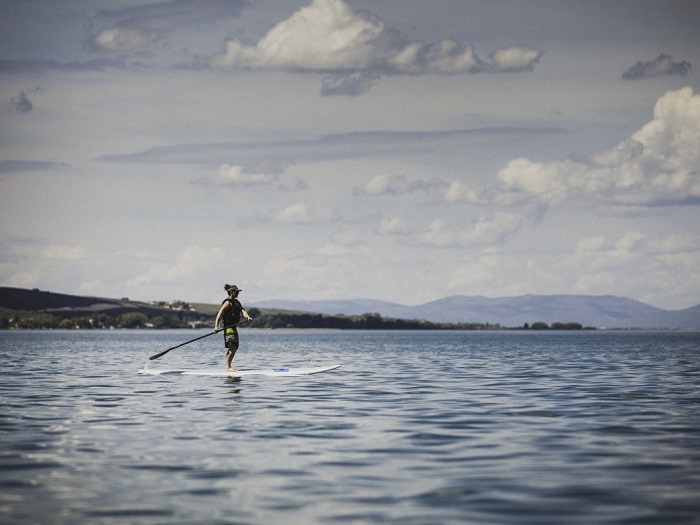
[0,287,500,330]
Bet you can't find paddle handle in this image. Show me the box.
[148,319,251,360]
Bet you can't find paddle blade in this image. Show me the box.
[149,349,171,360]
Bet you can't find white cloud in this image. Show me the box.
[422,213,523,248]
[356,173,406,196]
[275,202,340,224]
[213,164,278,186]
[355,173,448,197]
[495,157,585,207]
[128,246,226,288]
[438,230,700,308]
[210,0,387,71]
[276,202,312,223]
[41,244,90,261]
[388,42,542,75]
[3,270,42,290]
[208,0,542,92]
[489,47,542,72]
[88,0,250,55]
[567,231,700,303]
[575,236,606,253]
[258,256,350,299]
[647,233,700,255]
[278,177,310,192]
[443,180,488,204]
[388,40,481,75]
[194,164,308,192]
[423,219,456,248]
[319,230,367,255]
[379,216,408,235]
[90,28,158,53]
[493,87,700,209]
[433,87,700,214]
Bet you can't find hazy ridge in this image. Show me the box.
[251,295,700,329]
[2,287,698,329]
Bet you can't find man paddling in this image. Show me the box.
[215,284,253,370]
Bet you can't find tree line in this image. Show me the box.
[1,307,503,331]
[0,309,196,330]
[246,310,501,330]
[1,306,592,331]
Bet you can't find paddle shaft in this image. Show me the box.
[148,319,251,360]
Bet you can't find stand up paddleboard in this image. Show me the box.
[138,364,340,378]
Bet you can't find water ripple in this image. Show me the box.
[0,329,699,524]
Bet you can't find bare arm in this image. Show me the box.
[241,308,253,322]
[214,302,229,331]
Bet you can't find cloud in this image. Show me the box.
[569,231,700,301]
[2,270,42,290]
[1,241,110,296]
[278,177,310,192]
[1,239,226,302]
[422,213,523,248]
[90,28,158,54]
[387,43,541,75]
[379,216,408,235]
[489,47,543,73]
[194,164,308,192]
[207,0,542,93]
[354,173,448,197]
[319,230,367,255]
[321,72,380,96]
[128,246,226,288]
[209,0,391,71]
[491,87,700,209]
[102,127,563,167]
[443,180,488,204]
[10,91,32,113]
[0,160,66,174]
[275,202,341,225]
[0,58,127,74]
[41,245,90,261]
[89,0,250,54]
[623,53,691,80]
[92,0,250,27]
[387,40,482,75]
[207,164,278,186]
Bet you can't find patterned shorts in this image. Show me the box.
[224,327,239,349]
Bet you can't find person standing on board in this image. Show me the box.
[215,284,253,370]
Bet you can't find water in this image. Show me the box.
[1,329,699,525]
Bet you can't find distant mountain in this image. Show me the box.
[2,287,697,329]
[251,295,700,329]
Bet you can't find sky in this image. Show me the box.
[1,0,699,310]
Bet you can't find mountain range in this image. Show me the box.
[251,295,700,329]
[1,287,698,329]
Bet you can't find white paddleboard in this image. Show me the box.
[138,364,340,377]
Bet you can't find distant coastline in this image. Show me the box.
[0,287,602,331]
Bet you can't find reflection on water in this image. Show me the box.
[1,329,699,524]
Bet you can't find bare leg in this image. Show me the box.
[225,344,239,370]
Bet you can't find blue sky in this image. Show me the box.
[2,0,699,310]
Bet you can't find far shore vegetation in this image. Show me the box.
[0,287,594,331]
[0,307,591,331]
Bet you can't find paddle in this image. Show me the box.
[148,319,252,360]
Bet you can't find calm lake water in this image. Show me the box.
[1,329,699,525]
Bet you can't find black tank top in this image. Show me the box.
[222,298,242,327]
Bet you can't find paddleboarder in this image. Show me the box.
[215,284,253,370]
